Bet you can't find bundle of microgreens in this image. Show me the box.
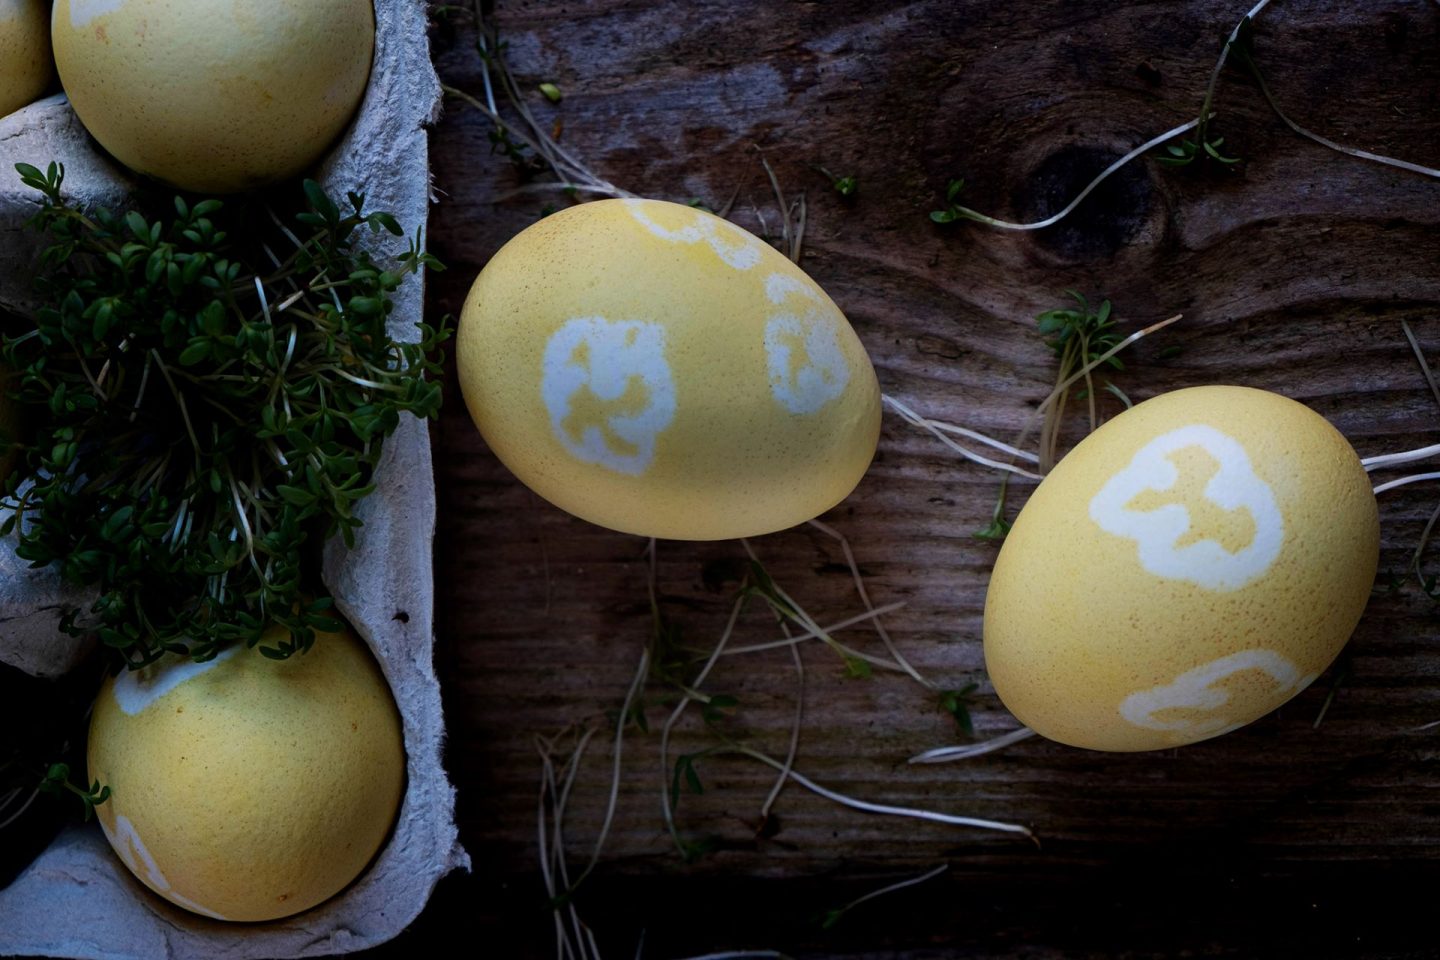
[0,162,450,667]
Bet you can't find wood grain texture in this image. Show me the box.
[384,1,1440,956]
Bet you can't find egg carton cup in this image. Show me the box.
[0,1,469,956]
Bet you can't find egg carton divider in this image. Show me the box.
[0,1,469,956]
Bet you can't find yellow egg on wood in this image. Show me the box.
[51,0,375,193]
[456,198,882,540]
[0,0,52,119]
[87,623,405,921]
[983,386,1379,752]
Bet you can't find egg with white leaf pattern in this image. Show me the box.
[456,198,881,540]
[983,386,1379,752]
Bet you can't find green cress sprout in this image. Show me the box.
[1,163,450,667]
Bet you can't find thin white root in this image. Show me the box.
[1243,39,1440,181]
[1401,320,1440,414]
[659,593,748,851]
[883,394,1045,481]
[908,726,1038,765]
[833,863,949,918]
[716,601,908,658]
[739,539,914,676]
[947,118,1202,231]
[806,518,934,690]
[730,745,1034,840]
[0,787,40,832]
[1362,443,1440,472]
[1373,472,1440,496]
[760,627,805,819]
[580,645,651,881]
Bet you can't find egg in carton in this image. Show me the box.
[0,1,468,955]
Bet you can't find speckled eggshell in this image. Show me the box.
[0,0,51,119]
[457,198,882,541]
[87,624,405,922]
[984,385,1379,752]
[51,0,374,193]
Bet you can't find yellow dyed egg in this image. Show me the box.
[87,624,405,921]
[984,385,1378,752]
[52,0,374,193]
[0,0,52,119]
[457,198,882,540]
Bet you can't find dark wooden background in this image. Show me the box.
[383,1,1440,956]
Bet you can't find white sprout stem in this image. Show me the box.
[671,954,793,960]
[882,394,1045,480]
[950,117,1201,231]
[533,738,569,960]
[791,194,808,264]
[659,593,748,848]
[835,863,949,916]
[1401,319,1440,414]
[915,416,1041,464]
[538,727,599,960]
[760,628,805,819]
[0,787,40,831]
[738,539,912,675]
[760,155,791,258]
[1244,40,1440,180]
[1373,472,1440,496]
[908,726,1039,765]
[490,182,632,202]
[1362,443,1440,472]
[1040,315,1183,419]
[580,645,650,880]
[728,745,1033,839]
[1409,718,1440,733]
[716,601,907,657]
[807,518,934,689]
[1200,0,1275,122]
[1410,501,1440,576]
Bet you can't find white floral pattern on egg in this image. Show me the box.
[1089,425,1284,591]
[1118,649,1317,736]
[623,198,763,271]
[541,316,676,476]
[763,273,850,414]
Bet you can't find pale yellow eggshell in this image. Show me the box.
[456,198,882,541]
[984,385,1378,752]
[87,624,405,921]
[0,0,52,119]
[52,0,375,193]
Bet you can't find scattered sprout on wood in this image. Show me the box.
[909,726,1038,765]
[1230,16,1440,180]
[939,684,980,737]
[441,1,631,204]
[2,162,451,666]
[928,178,967,224]
[974,475,1013,541]
[934,0,1436,236]
[1036,291,1124,471]
[538,82,563,103]
[819,864,949,930]
[814,165,857,198]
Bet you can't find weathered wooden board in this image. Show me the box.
[391,0,1440,955]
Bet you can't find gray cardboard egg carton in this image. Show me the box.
[0,1,468,955]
